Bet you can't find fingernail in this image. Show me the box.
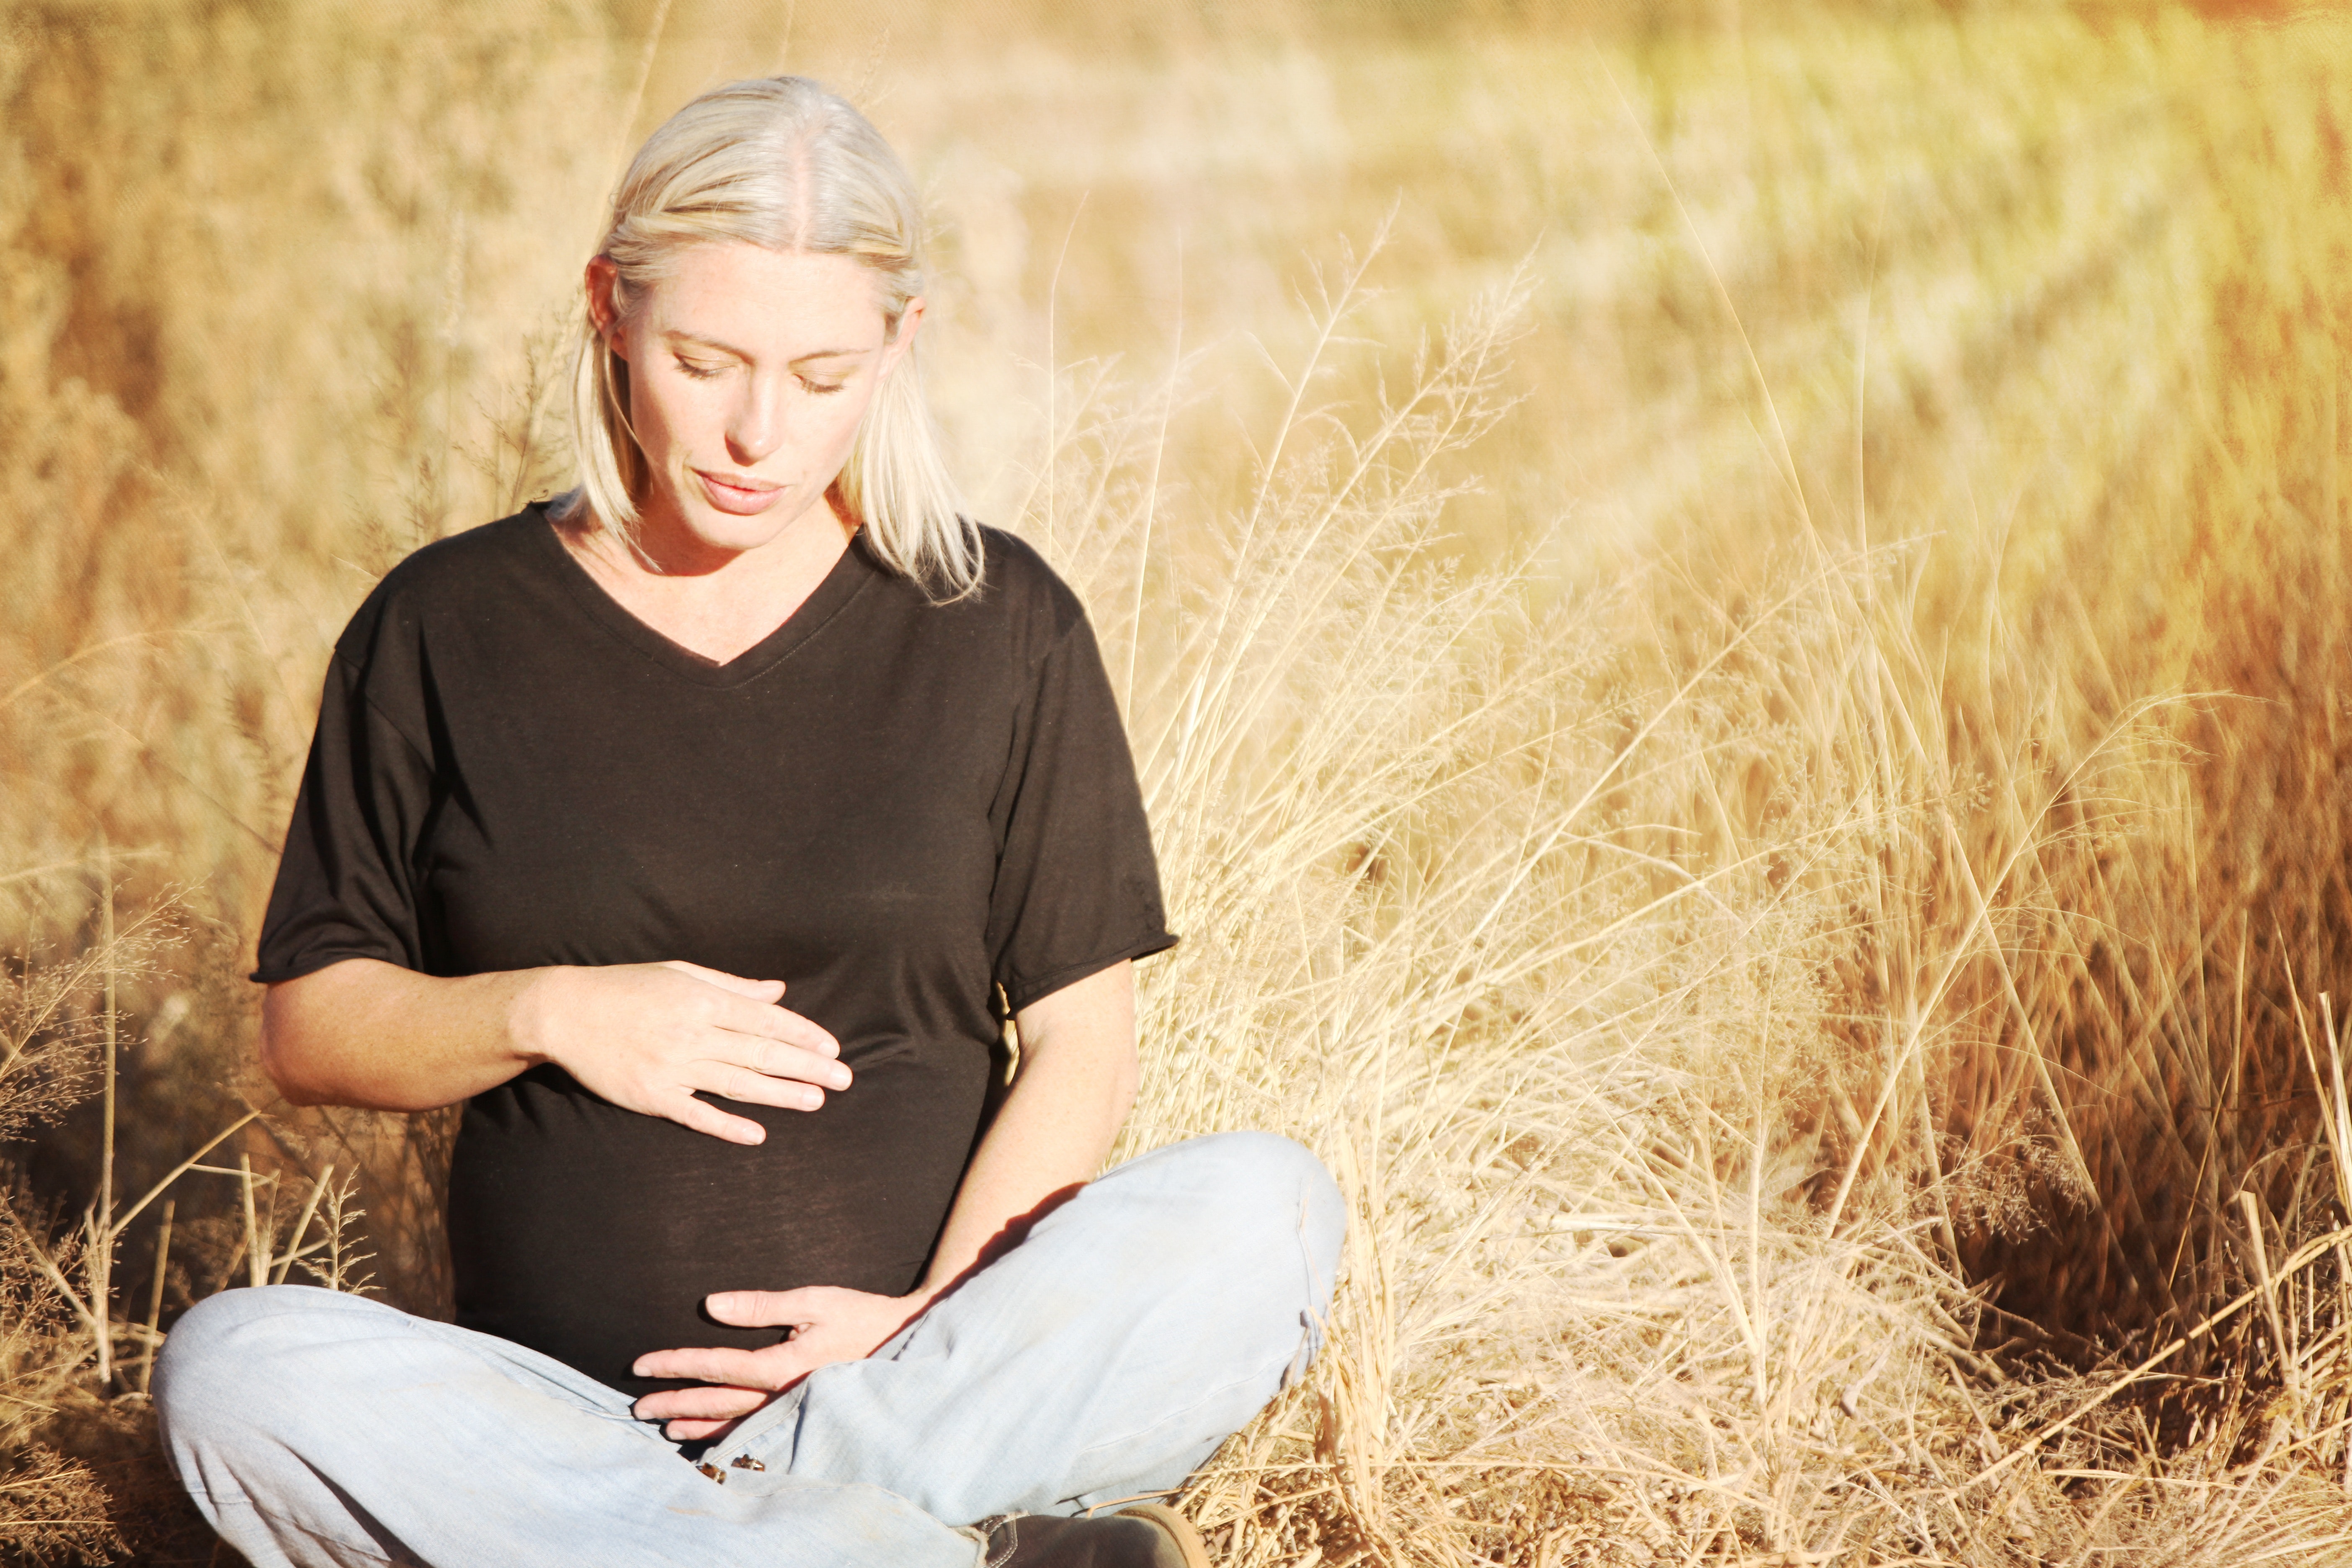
[632,1359,651,1376]
[829,1066,852,1088]
[709,1292,739,1312]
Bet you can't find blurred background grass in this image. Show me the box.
[8,0,2352,1562]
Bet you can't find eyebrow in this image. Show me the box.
[663,331,865,365]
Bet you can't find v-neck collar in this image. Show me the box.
[532,506,881,689]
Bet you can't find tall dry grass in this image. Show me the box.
[5,1,2352,1563]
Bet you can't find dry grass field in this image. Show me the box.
[6,0,2352,1562]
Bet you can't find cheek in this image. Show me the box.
[624,376,670,454]
[821,387,882,460]
[629,373,710,459]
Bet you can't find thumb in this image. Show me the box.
[706,1288,815,1328]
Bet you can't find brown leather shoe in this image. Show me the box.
[978,1504,1211,1568]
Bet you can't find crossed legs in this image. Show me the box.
[156,1133,1344,1568]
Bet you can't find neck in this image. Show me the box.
[556,495,859,665]
[605,488,855,580]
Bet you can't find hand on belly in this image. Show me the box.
[629,1283,941,1441]
[520,959,852,1142]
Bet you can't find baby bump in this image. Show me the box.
[446,1051,985,1397]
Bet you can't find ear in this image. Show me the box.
[585,256,628,359]
[881,295,925,376]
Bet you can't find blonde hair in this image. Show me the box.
[560,76,980,598]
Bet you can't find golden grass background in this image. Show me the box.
[7,0,2352,1561]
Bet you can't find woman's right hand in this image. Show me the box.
[515,961,848,1144]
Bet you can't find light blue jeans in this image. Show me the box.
[155,1132,1344,1568]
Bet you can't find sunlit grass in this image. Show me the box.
[5,3,2352,1563]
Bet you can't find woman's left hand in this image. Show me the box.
[629,1286,938,1441]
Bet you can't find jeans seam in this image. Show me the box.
[1073,1178,1331,1463]
[1291,1188,1334,1377]
[709,1380,810,1467]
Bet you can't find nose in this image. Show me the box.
[725,372,787,467]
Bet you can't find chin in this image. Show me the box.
[639,477,810,557]
[681,505,796,553]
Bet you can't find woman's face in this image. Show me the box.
[589,242,918,562]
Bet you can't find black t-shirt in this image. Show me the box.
[254,505,1174,1395]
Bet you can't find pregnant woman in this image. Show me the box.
[155,75,1343,1568]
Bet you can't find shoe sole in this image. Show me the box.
[1110,1503,1213,1568]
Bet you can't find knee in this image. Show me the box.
[1194,1130,1343,1215]
[154,1286,367,1449]
[155,1287,279,1409]
[1153,1132,1346,1298]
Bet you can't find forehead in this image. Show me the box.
[641,242,890,351]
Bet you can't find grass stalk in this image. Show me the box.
[139,1199,173,1398]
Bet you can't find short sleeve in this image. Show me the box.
[985,608,1177,1016]
[251,650,438,983]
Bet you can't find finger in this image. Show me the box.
[663,1092,767,1146]
[750,1038,851,1090]
[690,1065,826,1114]
[632,1345,790,1387]
[660,960,787,1002]
[729,1034,852,1088]
[704,1288,824,1328]
[632,1384,770,1422]
[663,1416,738,1442]
[712,996,841,1058]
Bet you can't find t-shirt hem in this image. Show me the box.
[1001,931,1179,1016]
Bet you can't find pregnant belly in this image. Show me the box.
[446,1052,984,1398]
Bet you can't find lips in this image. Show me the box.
[693,468,786,517]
